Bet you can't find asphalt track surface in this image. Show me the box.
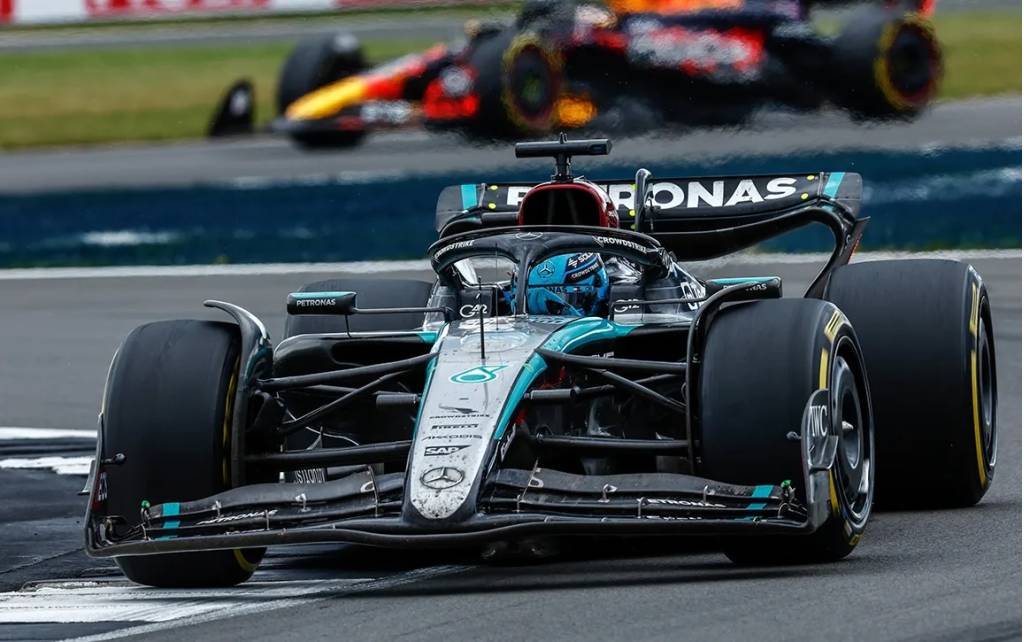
[0,253,1019,641]
[0,96,1019,195]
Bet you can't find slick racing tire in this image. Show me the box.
[284,278,435,337]
[700,299,874,564]
[101,320,264,587]
[277,32,367,148]
[826,260,996,508]
[468,30,563,137]
[832,6,941,119]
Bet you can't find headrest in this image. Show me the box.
[518,183,614,228]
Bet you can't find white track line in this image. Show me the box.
[0,578,374,624]
[0,250,1017,281]
[0,456,93,475]
[0,428,96,476]
[56,565,471,641]
[0,427,95,440]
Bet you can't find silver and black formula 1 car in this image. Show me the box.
[84,138,996,587]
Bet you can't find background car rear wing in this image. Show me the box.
[437,172,862,236]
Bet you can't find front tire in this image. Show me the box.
[699,299,874,564]
[826,260,996,507]
[101,320,263,587]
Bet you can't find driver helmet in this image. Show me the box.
[520,252,611,316]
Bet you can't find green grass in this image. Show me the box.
[0,39,435,149]
[0,9,1018,149]
[933,11,1022,99]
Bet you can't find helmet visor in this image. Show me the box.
[526,284,598,316]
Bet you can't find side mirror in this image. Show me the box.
[286,291,357,316]
[706,277,782,301]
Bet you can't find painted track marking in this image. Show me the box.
[0,427,95,440]
[31,565,472,641]
[0,455,93,475]
[0,428,96,475]
[0,578,377,624]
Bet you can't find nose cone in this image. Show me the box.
[402,318,561,525]
[284,77,368,121]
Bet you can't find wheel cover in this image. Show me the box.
[831,347,872,523]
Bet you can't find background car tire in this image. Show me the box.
[699,299,874,564]
[832,6,941,119]
[284,278,434,337]
[101,320,264,587]
[467,30,562,137]
[826,259,996,508]
[277,32,368,148]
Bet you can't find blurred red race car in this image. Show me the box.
[231,0,940,148]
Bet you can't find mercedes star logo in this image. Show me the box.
[420,466,465,490]
[537,260,555,277]
[515,231,543,240]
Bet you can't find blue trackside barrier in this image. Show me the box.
[0,145,1018,268]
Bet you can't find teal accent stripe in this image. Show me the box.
[410,339,442,438]
[158,502,180,539]
[493,353,547,440]
[290,291,354,299]
[823,172,845,198]
[744,485,774,512]
[541,317,636,353]
[460,184,478,210]
[416,331,438,344]
[708,277,777,286]
[411,359,437,438]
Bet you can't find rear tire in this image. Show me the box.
[700,299,874,564]
[832,7,941,119]
[102,320,263,587]
[277,32,367,149]
[284,278,434,337]
[826,260,996,507]
[467,30,562,137]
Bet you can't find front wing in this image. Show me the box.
[87,464,834,557]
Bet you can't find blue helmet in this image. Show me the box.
[520,253,610,316]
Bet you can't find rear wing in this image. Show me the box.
[437,172,862,234]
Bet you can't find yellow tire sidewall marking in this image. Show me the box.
[824,309,843,342]
[221,356,252,573]
[819,348,830,390]
[234,548,259,573]
[501,33,562,132]
[968,282,987,487]
[872,14,937,112]
[222,358,239,486]
[821,310,863,542]
[828,470,841,515]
